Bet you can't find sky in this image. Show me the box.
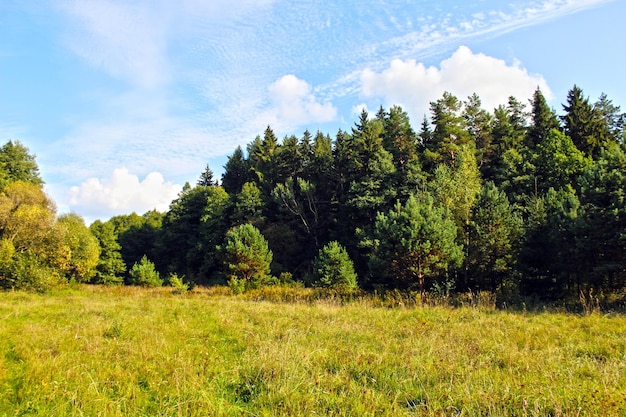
[1,0,624,223]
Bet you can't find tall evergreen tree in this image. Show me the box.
[526,87,560,148]
[198,164,217,187]
[424,92,470,169]
[467,182,522,293]
[222,146,250,195]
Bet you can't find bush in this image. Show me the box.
[312,241,358,290]
[128,256,162,287]
[168,273,189,294]
[222,224,273,292]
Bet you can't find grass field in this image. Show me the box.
[0,286,625,416]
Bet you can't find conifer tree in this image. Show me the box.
[527,87,560,148]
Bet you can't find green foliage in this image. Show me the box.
[0,140,43,190]
[0,181,63,291]
[467,182,523,293]
[222,146,250,194]
[527,87,560,147]
[232,181,263,226]
[312,241,358,289]
[160,185,229,283]
[366,193,463,292]
[576,143,626,289]
[128,255,162,287]
[57,213,100,282]
[222,224,273,292]
[168,273,189,294]
[534,128,590,192]
[89,220,126,285]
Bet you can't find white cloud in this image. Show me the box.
[257,75,337,130]
[360,46,551,120]
[67,168,182,220]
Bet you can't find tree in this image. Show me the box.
[56,213,100,283]
[0,181,63,291]
[159,185,211,279]
[116,210,163,274]
[527,87,560,148]
[197,186,232,281]
[534,129,590,192]
[467,182,522,293]
[273,177,321,248]
[198,164,217,187]
[430,143,481,233]
[231,181,264,226]
[519,187,581,298]
[485,97,528,184]
[275,134,302,182]
[0,141,43,190]
[365,193,463,295]
[128,255,162,287]
[576,143,626,291]
[594,93,625,144]
[222,224,273,291]
[560,85,612,157]
[222,146,250,195]
[424,92,470,168]
[312,241,358,289]
[249,126,280,196]
[382,105,418,172]
[89,220,126,285]
[463,93,493,156]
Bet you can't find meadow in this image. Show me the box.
[0,286,624,416]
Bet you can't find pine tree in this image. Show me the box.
[313,241,358,289]
[222,224,273,291]
[128,255,162,287]
[365,193,463,294]
[527,87,560,148]
[222,146,250,195]
[198,164,217,187]
[467,182,522,293]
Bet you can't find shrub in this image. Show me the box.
[312,241,358,290]
[168,273,189,294]
[128,256,162,287]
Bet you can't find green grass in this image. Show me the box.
[0,286,625,416]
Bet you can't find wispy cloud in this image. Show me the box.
[41,0,612,220]
[316,0,612,101]
[58,0,170,89]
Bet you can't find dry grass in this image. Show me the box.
[0,285,624,416]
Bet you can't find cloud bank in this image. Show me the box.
[360,46,551,120]
[67,168,182,220]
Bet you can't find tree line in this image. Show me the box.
[1,85,625,303]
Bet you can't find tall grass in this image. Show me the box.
[0,285,624,416]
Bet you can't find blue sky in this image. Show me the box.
[1,0,624,222]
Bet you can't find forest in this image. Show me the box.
[1,85,625,305]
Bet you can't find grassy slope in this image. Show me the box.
[0,286,624,416]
